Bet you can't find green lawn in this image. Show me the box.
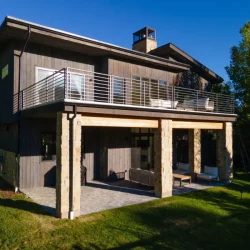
[1,173,250,250]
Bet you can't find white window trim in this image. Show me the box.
[35,67,56,83]
[35,67,86,103]
[68,72,86,101]
[35,67,57,105]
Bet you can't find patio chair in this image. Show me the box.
[197,166,219,184]
[173,162,190,175]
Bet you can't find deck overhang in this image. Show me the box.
[20,101,237,123]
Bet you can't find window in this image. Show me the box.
[68,73,85,100]
[111,76,125,104]
[131,128,154,170]
[150,79,158,99]
[36,68,55,105]
[41,133,56,161]
[132,76,168,105]
[132,76,141,106]
[159,80,169,100]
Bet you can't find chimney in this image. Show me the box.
[132,27,157,53]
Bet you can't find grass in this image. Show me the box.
[0,173,250,250]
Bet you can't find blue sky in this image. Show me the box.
[1,0,249,81]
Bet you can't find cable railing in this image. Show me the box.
[13,67,235,114]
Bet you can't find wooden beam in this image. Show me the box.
[64,105,237,122]
[172,121,223,130]
[80,116,158,128]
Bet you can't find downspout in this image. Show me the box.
[16,26,31,192]
[68,104,77,220]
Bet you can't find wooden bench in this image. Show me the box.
[173,173,191,187]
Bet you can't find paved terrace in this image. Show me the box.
[21,180,224,217]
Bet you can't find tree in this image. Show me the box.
[226,22,250,123]
[226,22,250,171]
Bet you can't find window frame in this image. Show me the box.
[131,75,169,105]
[41,132,56,162]
[110,76,126,104]
[35,67,57,106]
[68,71,86,101]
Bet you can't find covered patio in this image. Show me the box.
[52,112,233,219]
[22,179,224,216]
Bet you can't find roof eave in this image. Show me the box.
[1,16,190,72]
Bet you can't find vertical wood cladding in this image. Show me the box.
[19,117,57,189]
[13,42,96,92]
[82,127,134,182]
[0,123,18,152]
[0,44,16,123]
[108,58,177,85]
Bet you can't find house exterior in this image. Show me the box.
[0,17,236,219]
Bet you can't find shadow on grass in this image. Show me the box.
[98,173,250,249]
[0,177,54,216]
[0,198,54,216]
[106,198,250,249]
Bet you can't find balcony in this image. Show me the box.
[14,67,235,115]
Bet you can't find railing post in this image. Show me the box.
[65,67,68,100]
[216,93,219,113]
[109,75,112,104]
[144,81,146,106]
[46,79,48,103]
[139,80,141,106]
[21,91,23,110]
[232,94,234,114]
[172,86,175,109]
[158,80,159,100]
[131,77,133,105]
[196,90,198,111]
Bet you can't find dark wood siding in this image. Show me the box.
[13,43,96,92]
[108,58,176,85]
[0,44,17,123]
[0,123,18,153]
[82,127,136,182]
[19,117,57,189]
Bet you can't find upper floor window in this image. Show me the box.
[37,68,55,82]
[68,73,85,100]
[132,76,168,106]
[36,68,56,105]
[111,76,125,104]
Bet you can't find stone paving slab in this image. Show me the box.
[21,180,224,217]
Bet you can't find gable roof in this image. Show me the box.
[150,43,223,83]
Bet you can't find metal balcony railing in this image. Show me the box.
[13,67,235,114]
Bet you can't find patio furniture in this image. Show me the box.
[181,98,214,111]
[197,166,219,184]
[173,173,191,187]
[173,162,190,175]
[150,98,178,109]
[129,168,154,187]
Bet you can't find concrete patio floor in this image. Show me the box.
[21,180,224,217]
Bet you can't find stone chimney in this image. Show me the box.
[132,27,157,53]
